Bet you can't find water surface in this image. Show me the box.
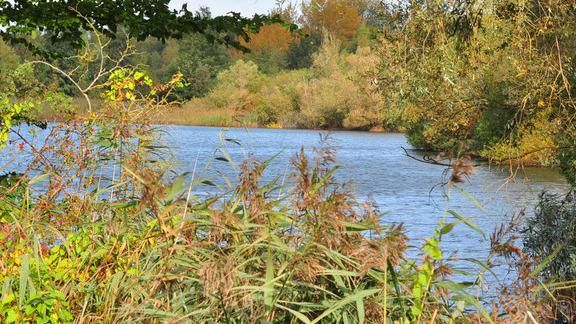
[2,124,569,284]
[161,126,568,277]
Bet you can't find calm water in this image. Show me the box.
[2,124,569,282]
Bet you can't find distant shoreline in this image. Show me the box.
[152,121,399,134]
[40,115,400,134]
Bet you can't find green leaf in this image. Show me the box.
[201,180,216,186]
[455,186,485,212]
[24,305,34,315]
[275,304,312,324]
[356,297,366,324]
[436,280,495,324]
[37,303,47,316]
[164,172,190,203]
[5,309,18,323]
[264,246,275,311]
[110,200,138,209]
[134,71,145,81]
[18,254,30,308]
[440,222,459,235]
[224,138,241,146]
[461,258,499,282]
[424,239,442,260]
[447,210,485,239]
[310,289,380,324]
[28,173,50,185]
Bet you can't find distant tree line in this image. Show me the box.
[1,0,575,182]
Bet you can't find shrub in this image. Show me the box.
[524,191,576,282]
[343,47,383,129]
[376,0,576,169]
[296,76,352,128]
[203,60,266,112]
[254,69,312,127]
[521,190,576,320]
[296,38,383,129]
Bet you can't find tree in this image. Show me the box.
[300,0,362,44]
[377,0,576,179]
[0,39,20,93]
[287,34,322,69]
[0,0,283,57]
[234,23,295,74]
[128,37,170,82]
[164,33,231,99]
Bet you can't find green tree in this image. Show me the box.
[0,39,20,93]
[287,34,322,69]
[0,0,282,57]
[377,0,576,175]
[164,33,231,99]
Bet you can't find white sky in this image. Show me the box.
[170,0,278,17]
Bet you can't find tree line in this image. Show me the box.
[1,0,575,180]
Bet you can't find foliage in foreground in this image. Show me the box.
[0,133,561,322]
[521,191,576,321]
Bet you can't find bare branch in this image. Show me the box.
[29,60,93,113]
[401,147,454,167]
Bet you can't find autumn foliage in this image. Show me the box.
[231,23,295,73]
[300,0,362,44]
[239,23,294,55]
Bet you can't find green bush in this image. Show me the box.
[524,191,576,282]
[254,69,312,127]
[205,60,266,111]
[296,37,383,129]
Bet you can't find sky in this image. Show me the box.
[170,0,279,17]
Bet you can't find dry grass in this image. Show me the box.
[37,97,262,128]
[152,100,258,127]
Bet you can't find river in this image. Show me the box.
[161,125,568,280]
[2,124,569,283]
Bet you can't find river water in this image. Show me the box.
[2,124,569,283]
[161,126,568,279]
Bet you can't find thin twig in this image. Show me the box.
[402,147,453,167]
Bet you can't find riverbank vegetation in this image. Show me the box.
[3,0,574,172]
[0,64,572,322]
[1,0,576,322]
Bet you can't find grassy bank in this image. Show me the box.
[150,104,250,127]
[150,103,393,132]
[38,98,394,132]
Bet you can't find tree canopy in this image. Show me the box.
[0,0,286,57]
[300,0,362,44]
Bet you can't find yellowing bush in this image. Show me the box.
[205,60,266,111]
[296,40,383,129]
[180,37,385,130]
